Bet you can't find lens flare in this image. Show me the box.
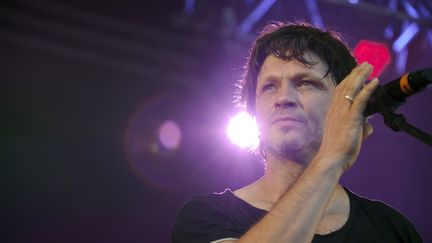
[226,112,259,149]
[158,120,182,150]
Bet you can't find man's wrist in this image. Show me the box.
[309,152,345,180]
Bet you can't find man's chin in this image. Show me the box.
[276,134,307,149]
[271,137,316,163]
[279,140,306,153]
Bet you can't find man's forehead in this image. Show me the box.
[260,53,331,80]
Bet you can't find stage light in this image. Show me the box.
[401,0,419,19]
[305,0,325,28]
[184,0,195,15]
[158,120,182,151]
[347,0,359,4]
[393,23,419,53]
[226,112,259,149]
[353,39,392,79]
[239,0,277,34]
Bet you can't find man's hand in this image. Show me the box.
[316,62,380,172]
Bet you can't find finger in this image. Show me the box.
[346,63,373,97]
[338,62,372,94]
[333,63,371,109]
[362,122,374,141]
[351,77,380,113]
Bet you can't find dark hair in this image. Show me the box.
[237,21,357,115]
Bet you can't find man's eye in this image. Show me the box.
[297,80,327,90]
[262,83,276,91]
[297,80,313,87]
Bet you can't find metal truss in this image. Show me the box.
[179,0,432,73]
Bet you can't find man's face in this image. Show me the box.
[255,54,335,163]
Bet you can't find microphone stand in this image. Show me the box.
[382,111,432,146]
[366,83,432,147]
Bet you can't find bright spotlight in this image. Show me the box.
[226,112,259,149]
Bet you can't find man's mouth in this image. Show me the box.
[272,116,306,125]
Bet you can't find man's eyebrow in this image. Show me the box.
[290,72,327,81]
[259,74,280,83]
[259,72,326,83]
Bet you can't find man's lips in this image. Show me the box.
[272,116,306,124]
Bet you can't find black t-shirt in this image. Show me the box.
[171,188,422,243]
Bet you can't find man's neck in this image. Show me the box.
[259,155,308,203]
[258,152,345,209]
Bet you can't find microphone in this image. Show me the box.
[364,69,432,117]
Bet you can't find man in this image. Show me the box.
[171,22,422,242]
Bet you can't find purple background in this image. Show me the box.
[2,0,431,242]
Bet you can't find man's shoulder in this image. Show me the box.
[346,188,422,241]
[347,188,406,218]
[172,189,260,243]
[176,187,266,224]
[182,188,235,209]
[175,188,241,222]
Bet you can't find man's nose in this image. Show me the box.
[274,85,299,109]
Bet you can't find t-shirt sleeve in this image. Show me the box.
[171,195,242,243]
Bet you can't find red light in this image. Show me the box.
[353,40,392,79]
